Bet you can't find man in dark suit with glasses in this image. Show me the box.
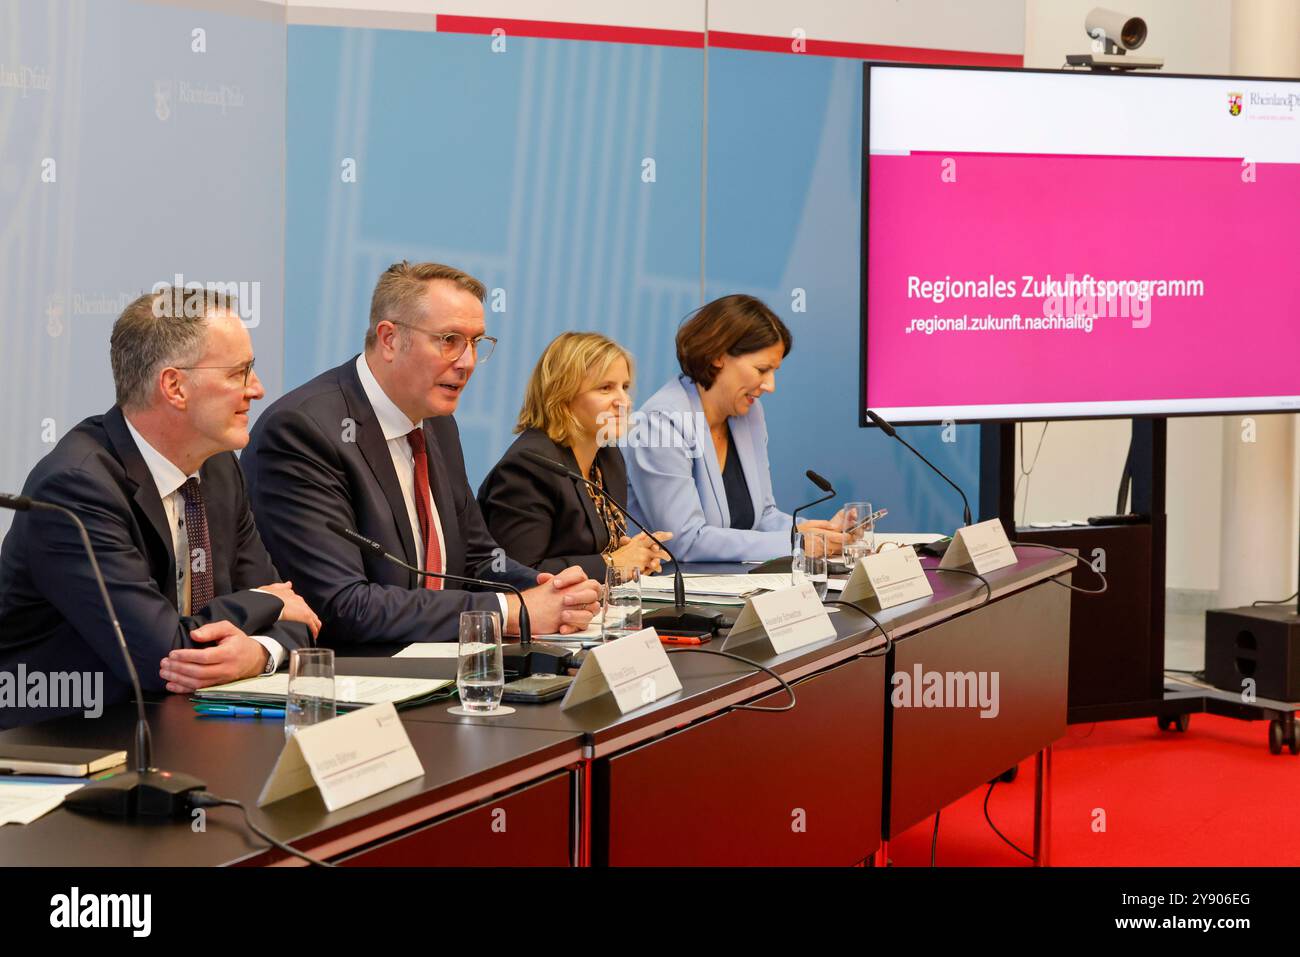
[0,288,317,727]
[241,262,600,646]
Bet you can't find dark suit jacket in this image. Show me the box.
[0,407,309,728]
[477,429,627,580]
[240,357,538,645]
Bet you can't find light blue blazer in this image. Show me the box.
[625,376,792,562]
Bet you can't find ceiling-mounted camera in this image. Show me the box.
[1066,8,1164,71]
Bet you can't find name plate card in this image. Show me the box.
[258,702,423,812]
[842,547,934,610]
[726,582,836,655]
[560,627,682,714]
[939,519,1018,575]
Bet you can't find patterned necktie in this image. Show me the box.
[405,427,443,589]
[179,478,215,613]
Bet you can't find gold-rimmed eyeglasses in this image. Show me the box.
[391,322,497,363]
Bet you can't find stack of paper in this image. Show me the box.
[393,643,462,659]
[195,674,452,709]
[641,573,843,603]
[0,781,84,827]
[640,574,770,604]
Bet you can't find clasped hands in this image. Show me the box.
[506,565,603,636]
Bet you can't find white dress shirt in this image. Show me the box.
[355,355,508,619]
[123,417,285,672]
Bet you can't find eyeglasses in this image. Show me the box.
[176,357,257,387]
[391,322,497,363]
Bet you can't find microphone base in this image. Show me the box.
[644,605,724,634]
[917,537,953,558]
[63,768,206,819]
[749,556,793,575]
[504,642,575,677]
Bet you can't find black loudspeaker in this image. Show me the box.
[1205,606,1300,702]
[1016,523,1159,718]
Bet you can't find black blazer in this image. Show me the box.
[477,429,628,581]
[240,357,539,646]
[0,407,308,728]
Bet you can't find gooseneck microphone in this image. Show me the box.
[325,521,572,674]
[326,520,532,643]
[789,470,837,549]
[745,470,837,576]
[866,410,973,527]
[1,493,205,817]
[519,450,723,634]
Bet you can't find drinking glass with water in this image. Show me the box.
[792,531,830,600]
[457,610,505,712]
[843,538,873,571]
[285,648,336,738]
[600,565,642,641]
[843,501,875,555]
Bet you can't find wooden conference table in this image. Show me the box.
[0,547,1072,867]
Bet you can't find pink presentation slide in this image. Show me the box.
[866,150,1300,412]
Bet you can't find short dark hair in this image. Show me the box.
[675,294,793,389]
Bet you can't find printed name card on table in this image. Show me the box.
[939,518,1018,575]
[258,702,423,812]
[560,627,682,714]
[723,581,836,656]
[841,546,933,610]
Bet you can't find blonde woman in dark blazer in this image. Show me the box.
[478,332,671,579]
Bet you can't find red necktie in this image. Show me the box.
[405,427,443,589]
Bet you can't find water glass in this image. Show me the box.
[600,565,642,641]
[285,648,336,738]
[792,531,830,600]
[842,501,876,556]
[843,538,874,573]
[457,610,505,712]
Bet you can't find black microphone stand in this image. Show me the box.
[519,451,722,634]
[789,471,836,549]
[0,494,205,818]
[866,410,972,527]
[325,521,573,674]
[749,471,839,575]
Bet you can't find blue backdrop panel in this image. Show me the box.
[0,0,285,535]
[286,26,703,483]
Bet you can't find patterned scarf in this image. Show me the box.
[583,461,626,560]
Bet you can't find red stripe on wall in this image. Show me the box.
[435,15,1024,66]
[708,31,1023,66]
[436,15,705,49]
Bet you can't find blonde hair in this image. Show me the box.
[516,332,634,446]
[365,261,486,350]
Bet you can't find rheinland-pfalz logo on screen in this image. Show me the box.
[49,888,151,937]
[1227,87,1300,120]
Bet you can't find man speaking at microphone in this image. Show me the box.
[240,261,600,645]
[0,289,317,728]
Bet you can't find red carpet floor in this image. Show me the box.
[889,713,1300,866]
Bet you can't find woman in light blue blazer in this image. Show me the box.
[625,294,844,563]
